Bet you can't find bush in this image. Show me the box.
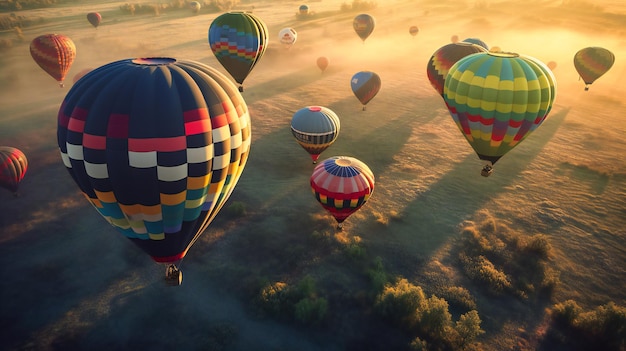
[225,201,246,218]
[294,297,328,325]
[418,295,452,338]
[459,254,511,294]
[455,310,485,348]
[375,278,426,328]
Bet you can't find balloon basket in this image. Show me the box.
[165,264,183,286]
[481,165,493,177]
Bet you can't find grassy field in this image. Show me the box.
[1,0,625,350]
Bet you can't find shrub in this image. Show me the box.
[454,310,485,347]
[367,256,388,294]
[418,295,452,338]
[440,286,477,311]
[225,201,246,218]
[294,297,328,325]
[375,278,426,328]
[523,234,552,259]
[459,254,511,294]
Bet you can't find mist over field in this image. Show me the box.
[1,1,625,350]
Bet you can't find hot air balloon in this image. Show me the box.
[72,67,93,84]
[0,146,27,196]
[489,46,502,53]
[573,47,615,91]
[462,37,488,50]
[30,34,76,87]
[409,26,419,37]
[291,106,340,163]
[208,12,268,92]
[316,56,329,73]
[278,27,297,48]
[426,42,487,97]
[353,14,375,42]
[547,61,557,71]
[311,156,375,229]
[451,35,459,43]
[351,71,381,111]
[443,52,556,177]
[57,57,251,285]
[299,4,309,16]
[190,1,201,14]
[87,12,101,28]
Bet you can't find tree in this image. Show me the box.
[455,310,485,348]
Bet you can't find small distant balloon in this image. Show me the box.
[278,27,297,48]
[462,37,488,50]
[72,68,93,84]
[451,35,459,43]
[351,71,381,111]
[190,1,201,13]
[0,146,28,196]
[30,34,76,87]
[299,4,309,15]
[409,26,419,37]
[87,12,101,28]
[489,46,502,52]
[353,14,375,42]
[573,47,615,91]
[316,56,329,73]
[547,61,557,70]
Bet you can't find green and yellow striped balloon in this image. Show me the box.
[443,52,556,171]
[574,47,615,91]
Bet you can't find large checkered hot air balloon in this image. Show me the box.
[574,47,615,91]
[57,58,251,285]
[208,12,268,92]
[311,156,375,229]
[0,146,28,196]
[291,106,340,164]
[30,34,76,87]
[443,52,556,177]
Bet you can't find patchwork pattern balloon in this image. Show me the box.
[87,12,101,28]
[443,52,556,176]
[208,12,268,92]
[291,106,340,163]
[353,14,375,42]
[57,58,251,283]
[30,34,76,87]
[573,47,615,91]
[427,42,487,97]
[351,71,381,111]
[0,146,28,195]
[311,156,375,229]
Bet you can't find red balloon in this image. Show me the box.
[0,146,28,195]
[30,34,76,87]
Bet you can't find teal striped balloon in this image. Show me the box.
[443,52,556,169]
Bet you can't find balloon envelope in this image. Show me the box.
[0,146,27,194]
[291,106,340,163]
[278,27,297,47]
[57,57,251,264]
[409,26,419,36]
[573,47,615,90]
[30,34,76,87]
[311,156,375,225]
[351,71,381,110]
[353,14,375,42]
[443,52,556,167]
[299,4,309,15]
[208,12,268,91]
[426,42,487,97]
[87,12,101,28]
[462,37,488,50]
[316,56,329,72]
